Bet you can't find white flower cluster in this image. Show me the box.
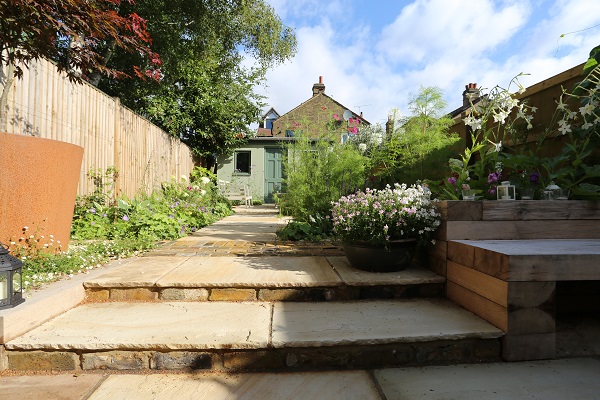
[555,70,600,135]
[331,183,441,246]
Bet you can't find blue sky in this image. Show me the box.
[254,0,600,126]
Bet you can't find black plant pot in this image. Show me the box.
[342,239,417,272]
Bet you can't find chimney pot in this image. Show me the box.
[312,76,326,96]
[463,82,480,107]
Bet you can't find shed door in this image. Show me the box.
[264,147,284,203]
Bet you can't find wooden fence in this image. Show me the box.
[449,63,586,156]
[0,58,195,199]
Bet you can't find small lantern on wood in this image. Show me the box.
[544,182,561,200]
[0,243,25,309]
[497,181,516,201]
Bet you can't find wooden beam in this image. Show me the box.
[445,220,600,240]
[447,281,507,332]
[447,241,475,268]
[482,201,600,221]
[509,255,600,281]
[447,261,507,307]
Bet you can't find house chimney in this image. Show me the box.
[312,76,325,97]
[385,114,394,140]
[463,83,479,107]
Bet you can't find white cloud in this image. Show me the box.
[257,0,600,127]
[378,0,531,64]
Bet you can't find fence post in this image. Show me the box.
[113,97,121,201]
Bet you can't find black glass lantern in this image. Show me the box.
[0,243,24,309]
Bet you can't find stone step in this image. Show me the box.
[84,256,446,302]
[4,298,503,372]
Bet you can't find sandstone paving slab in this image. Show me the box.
[87,371,380,400]
[1,258,135,344]
[155,256,342,288]
[6,302,271,350]
[1,373,104,400]
[374,358,600,400]
[84,256,190,288]
[271,298,503,348]
[328,256,445,286]
[190,226,279,242]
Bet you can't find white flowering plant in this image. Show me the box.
[433,74,539,200]
[434,44,600,201]
[537,46,600,198]
[331,183,441,247]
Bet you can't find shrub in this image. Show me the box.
[283,137,367,233]
[72,175,232,242]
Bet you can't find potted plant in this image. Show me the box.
[331,183,441,272]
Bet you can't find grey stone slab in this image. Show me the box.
[0,374,104,400]
[88,371,381,400]
[374,358,600,400]
[6,302,271,350]
[84,256,190,287]
[156,256,342,288]
[453,239,600,255]
[272,298,503,348]
[328,256,445,286]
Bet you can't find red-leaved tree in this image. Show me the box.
[0,0,161,83]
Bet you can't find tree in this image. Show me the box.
[370,86,460,185]
[95,0,297,158]
[0,0,161,129]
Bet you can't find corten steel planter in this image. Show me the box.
[0,133,83,250]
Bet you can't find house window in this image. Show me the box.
[235,151,251,174]
[286,130,302,138]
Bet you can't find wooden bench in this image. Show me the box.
[219,183,253,207]
[428,200,600,361]
[446,239,600,361]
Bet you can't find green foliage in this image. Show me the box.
[72,174,232,242]
[190,166,217,184]
[276,221,326,241]
[370,86,460,186]
[97,0,297,157]
[539,50,600,198]
[429,75,539,200]
[20,238,157,290]
[283,137,367,232]
[85,166,119,206]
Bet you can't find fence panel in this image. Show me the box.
[0,58,195,198]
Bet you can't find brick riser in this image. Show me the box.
[5,339,501,373]
[85,283,445,303]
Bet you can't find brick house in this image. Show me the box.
[217,77,370,203]
[271,76,370,141]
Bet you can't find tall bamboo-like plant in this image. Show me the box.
[370,86,460,186]
[283,136,367,232]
